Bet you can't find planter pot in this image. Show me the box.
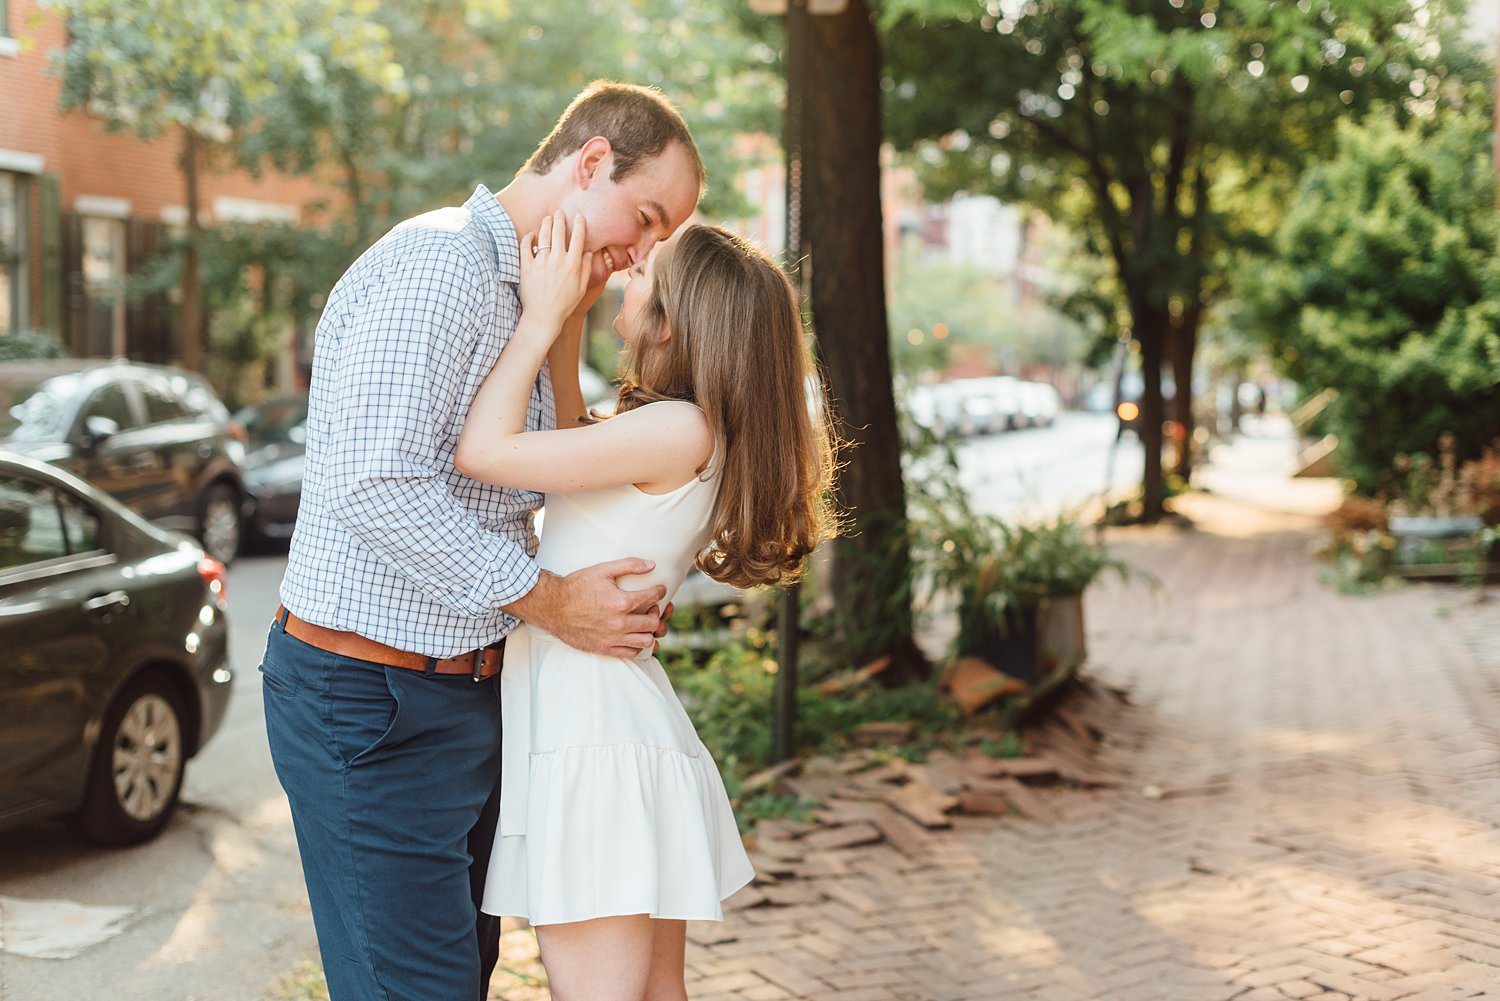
[1388,515,1485,535]
[1388,515,1484,565]
[1037,593,1087,677]
[963,593,1088,687]
[1387,515,1492,580]
[967,603,1041,686]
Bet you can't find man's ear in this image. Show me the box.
[576,136,613,189]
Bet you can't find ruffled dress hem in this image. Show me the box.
[480,739,754,925]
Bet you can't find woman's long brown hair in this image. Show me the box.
[611,224,838,589]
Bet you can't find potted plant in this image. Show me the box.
[1384,434,1499,580]
[924,507,1133,688]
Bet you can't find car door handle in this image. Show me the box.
[82,590,131,615]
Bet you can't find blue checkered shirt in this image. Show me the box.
[280,185,552,658]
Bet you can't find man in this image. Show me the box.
[260,81,704,1001]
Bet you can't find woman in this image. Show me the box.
[455,211,836,1001]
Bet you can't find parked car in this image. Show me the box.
[959,376,1024,434]
[954,380,999,435]
[236,394,308,544]
[1018,381,1062,428]
[0,450,232,845]
[0,359,248,564]
[905,382,972,439]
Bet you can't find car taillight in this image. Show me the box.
[227,420,248,445]
[199,557,228,608]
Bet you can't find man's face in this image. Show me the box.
[559,141,700,287]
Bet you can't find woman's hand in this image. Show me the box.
[519,211,593,331]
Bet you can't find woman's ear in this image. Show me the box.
[656,319,673,346]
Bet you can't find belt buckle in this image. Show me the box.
[474,639,504,682]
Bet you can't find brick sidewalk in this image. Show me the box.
[485,449,1500,1001]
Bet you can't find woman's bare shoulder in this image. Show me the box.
[607,401,713,476]
[611,399,710,433]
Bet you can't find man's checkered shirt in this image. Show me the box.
[280,185,553,658]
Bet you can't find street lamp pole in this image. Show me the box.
[773,0,810,764]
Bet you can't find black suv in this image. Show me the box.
[0,360,247,563]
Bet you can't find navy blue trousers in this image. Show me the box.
[260,618,504,1001]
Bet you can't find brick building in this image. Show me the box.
[0,0,333,380]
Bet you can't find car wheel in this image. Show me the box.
[198,482,242,564]
[71,672,187,846]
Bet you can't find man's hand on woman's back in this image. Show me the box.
[505,560,668,658]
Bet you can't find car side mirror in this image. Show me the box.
[82,416,120,449]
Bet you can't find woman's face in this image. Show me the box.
[612,241,672,348]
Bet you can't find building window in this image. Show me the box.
[81,216,126,357]
[0,0,18,58]
[0,172,28,334]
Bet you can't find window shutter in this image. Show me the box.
[39,172,63,340]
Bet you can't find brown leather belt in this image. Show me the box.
[276,605,502,680]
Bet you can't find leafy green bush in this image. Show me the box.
[662,639,964,778]
[0,330,70,362]
[1242,112,1500,493]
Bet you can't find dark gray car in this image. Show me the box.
[236,394,307,543]
[0,450,232,845]
[0,359,248,564]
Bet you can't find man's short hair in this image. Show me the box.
[522,81,706,192]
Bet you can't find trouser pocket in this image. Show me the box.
[326,660,402,768]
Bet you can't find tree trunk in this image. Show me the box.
[1170,308,1199,481]
[1171,162,1210,482]
[179,127,204,372]
[1130,290,1168,522]
[802,0,928,684]
[341,144,370,246]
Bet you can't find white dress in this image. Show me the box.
[481,466,754,926]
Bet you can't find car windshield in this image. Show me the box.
[0,374,83,443]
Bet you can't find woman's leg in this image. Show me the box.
[535,915,656,1001]
[644,919,688,1001]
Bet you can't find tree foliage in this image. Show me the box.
[239,0,778,242]
[48,0,394,370]
[880,0,1482,517]
[47,0,779,380]
[888,255,1085,377]
[1242,112,1500,493]
[50,0,310,139]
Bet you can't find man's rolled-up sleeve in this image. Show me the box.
[323,239,540,618]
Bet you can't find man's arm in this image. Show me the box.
[323,236,664,653]
[322,238,543,619]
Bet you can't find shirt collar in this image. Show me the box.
[465,184,521,284]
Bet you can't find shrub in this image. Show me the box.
[0,330,70,361]
[1242,113,1500,494]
